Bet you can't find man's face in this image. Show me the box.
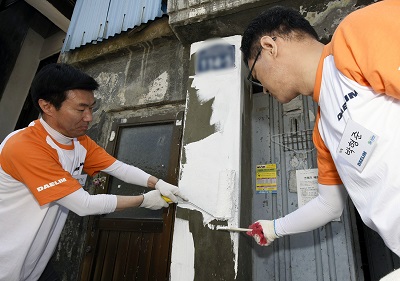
[247,37,300,103]
[50,89,96,138]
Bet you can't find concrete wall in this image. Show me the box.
[168,0,376,45]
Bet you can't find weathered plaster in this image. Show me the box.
[96,72,124,104]
[138,71,170,104]
[300,0,359,39]
[60,17,174,64]
[174,210,236,281]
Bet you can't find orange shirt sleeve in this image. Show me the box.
[331,0,400,99]
[313,110,342,185]
[313,47,341,185]
[0,131,82,206]
[79,136,116,177]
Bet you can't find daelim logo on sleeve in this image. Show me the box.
[36,178,67,192]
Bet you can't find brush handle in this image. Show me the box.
[217,226,251,232]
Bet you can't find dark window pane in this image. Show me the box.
[104,122,174,219]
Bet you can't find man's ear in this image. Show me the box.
[38,99,54,116]
[260,36,277,57]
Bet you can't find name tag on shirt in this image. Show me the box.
[337,119,378,172]
[73,174,88,186]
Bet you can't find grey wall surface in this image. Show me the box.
[250,93,362,280]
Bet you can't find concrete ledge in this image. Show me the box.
[168,0,265,44]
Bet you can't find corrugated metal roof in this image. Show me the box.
[62,0,165,52]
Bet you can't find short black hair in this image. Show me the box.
[241,6,319,65]
[30,63,99,113]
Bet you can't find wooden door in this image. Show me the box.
[80,112,183,281]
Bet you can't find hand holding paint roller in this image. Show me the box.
[155,180,188,202]
[246,220,280,246]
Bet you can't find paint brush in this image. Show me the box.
[215,226,251,232]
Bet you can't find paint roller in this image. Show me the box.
[163,169,249,232]
[161,170,236,220]
[162,196,251,232]
[209,170,254,232]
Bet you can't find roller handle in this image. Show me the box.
[162,195,173,203]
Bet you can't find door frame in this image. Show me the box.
[80,111,184,280]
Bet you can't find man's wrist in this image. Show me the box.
[147,176,159,188]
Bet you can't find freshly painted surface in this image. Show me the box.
[171,35,244,280]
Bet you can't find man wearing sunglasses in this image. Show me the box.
[241,2,400,280]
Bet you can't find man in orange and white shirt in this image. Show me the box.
[0,63,187,281]
[241,1,400,279]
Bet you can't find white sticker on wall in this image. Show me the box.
[296,169,318,208]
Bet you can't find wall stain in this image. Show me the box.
[177,208,236,281]
[181,76,217,165]
[299,0,358,40]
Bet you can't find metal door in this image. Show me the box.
[250,92,363,280]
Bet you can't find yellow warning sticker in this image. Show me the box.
[256,164,277,194]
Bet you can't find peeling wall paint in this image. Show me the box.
[299,0,359,39]
[80,37,188,142]
[95,72,123,106]
[138,71,169,104]
[171,35,244,280]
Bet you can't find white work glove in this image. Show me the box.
[246,220,279,246]
[155,180,188,203]
[381,268,400,281]
[140,190,168,210]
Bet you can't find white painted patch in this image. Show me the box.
[170,219,195,281]
[109,131,116,142]
[173,35,243,278]
[215,170,236,218]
